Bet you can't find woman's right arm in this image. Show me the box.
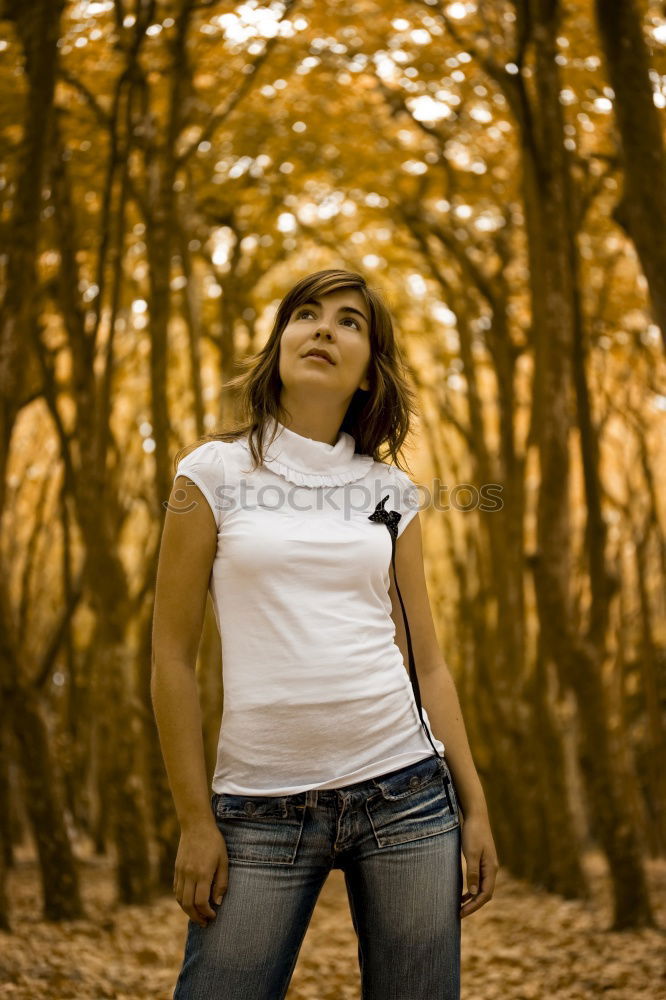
[151,474,228,927]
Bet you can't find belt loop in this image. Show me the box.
[305,788,318,808]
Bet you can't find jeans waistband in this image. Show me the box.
[301,754,443,808]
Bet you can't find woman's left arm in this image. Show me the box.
[389,511,500,916]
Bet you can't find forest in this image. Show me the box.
[0,0,664,997]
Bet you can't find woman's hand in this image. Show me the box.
[460,810,499,919]
[174,819,229,927]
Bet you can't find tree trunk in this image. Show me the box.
[522,0,655,929]
[405,211,561,888]
[144,0,196,510]
[634,529,666,855]
[0,0,64,489]
[0,712,13,930]
[0,0,70,928]
[94,622,154,905]
[177,219,206,439]
[594,0,666,352]
[12,688,84,921]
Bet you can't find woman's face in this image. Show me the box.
[278,288,372,402]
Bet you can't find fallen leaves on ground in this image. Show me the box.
[0,848,663,999]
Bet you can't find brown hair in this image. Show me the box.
[174,268,418,474]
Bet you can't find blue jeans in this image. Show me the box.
[173,753,462,1000]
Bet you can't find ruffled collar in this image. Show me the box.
[246,417,374,487]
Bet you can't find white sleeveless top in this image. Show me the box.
[172,417,444,795]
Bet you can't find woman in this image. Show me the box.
[152,268,498,1000]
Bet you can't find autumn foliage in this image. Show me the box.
[0,2,664,992]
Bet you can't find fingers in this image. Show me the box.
[174,874,213,928]
[466,863,480,898]
[462,850,481,910]
[174,871,187,919]
[174,854,229,928]
[193,881,218,923]
[180,877,207,928]
[212,864,229,906]
[460,887,490,919]
[460,850,500,919]
[460,863,482,920]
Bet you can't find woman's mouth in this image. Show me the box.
[303,354,334,365]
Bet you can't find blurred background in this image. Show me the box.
[0,1,664,997]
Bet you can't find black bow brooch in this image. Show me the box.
[367,494,402,540]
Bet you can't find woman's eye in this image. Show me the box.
[295,309,360,330]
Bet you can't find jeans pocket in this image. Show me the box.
[365,756,460,848]
[213,793,306,865]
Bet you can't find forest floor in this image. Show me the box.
[0,846,664,1000]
